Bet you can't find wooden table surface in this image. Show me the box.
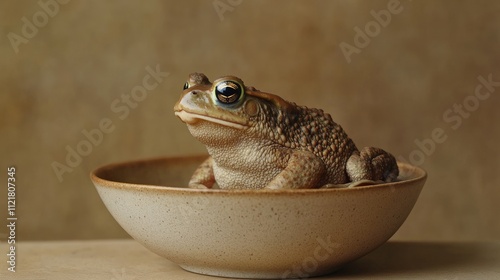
[2,240,500,279]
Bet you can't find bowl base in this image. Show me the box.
[180,264,339,279]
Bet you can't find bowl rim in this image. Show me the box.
[90,155,427,195]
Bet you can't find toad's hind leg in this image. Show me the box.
[346,147,399,182]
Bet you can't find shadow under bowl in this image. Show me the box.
[91,155,426,279]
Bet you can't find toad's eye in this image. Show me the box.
[214,80,244,105]
[183,82,189,90]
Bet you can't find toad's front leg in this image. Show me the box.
[265,150,326,190]
[188,157,215,189]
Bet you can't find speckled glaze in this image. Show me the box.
[91,155,426,279]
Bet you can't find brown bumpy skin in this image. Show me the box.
[175,73,399,189]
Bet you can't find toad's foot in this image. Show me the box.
[322,179,385,189]
[346,147,399,183]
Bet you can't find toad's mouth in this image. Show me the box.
[175,110,248,130]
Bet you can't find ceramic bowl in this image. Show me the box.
[91,155,426,279]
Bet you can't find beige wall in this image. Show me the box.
[1,0,499,241]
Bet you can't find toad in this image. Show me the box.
[174,73,398,189]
